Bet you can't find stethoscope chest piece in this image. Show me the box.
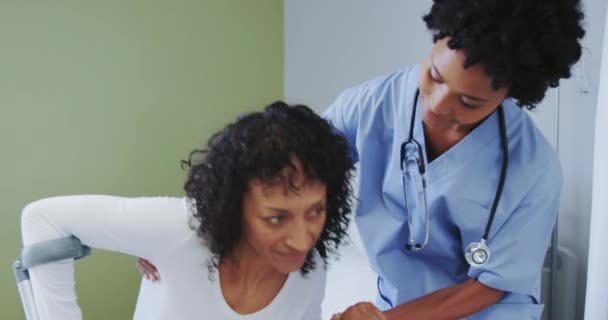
[465,240,490,267]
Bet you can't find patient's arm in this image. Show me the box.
[20,195,189,320]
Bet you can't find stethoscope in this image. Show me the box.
[400,89,509,267]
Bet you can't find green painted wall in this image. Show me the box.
[0,1,283,318]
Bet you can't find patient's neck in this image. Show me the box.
[218,241,288,314]
[222,242,284,287]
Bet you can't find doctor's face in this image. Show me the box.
[239,163,327,274]
[418,37,510,133]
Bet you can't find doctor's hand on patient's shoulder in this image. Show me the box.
[136,258,160,281]
[331,302,387,320]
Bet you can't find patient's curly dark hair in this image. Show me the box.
[423,0,585,109]
[182,101,355,275]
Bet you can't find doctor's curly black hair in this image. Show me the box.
[182,101,355,275]
[423,0,585,109]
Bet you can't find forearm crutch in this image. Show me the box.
[13,236,91,320]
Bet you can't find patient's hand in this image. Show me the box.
[136,258,160,281]
[331,302,386,320]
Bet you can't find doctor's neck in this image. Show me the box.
[421,111,492,161]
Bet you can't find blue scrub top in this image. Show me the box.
[322,65,562,319]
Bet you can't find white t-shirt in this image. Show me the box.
[21,195,326,320]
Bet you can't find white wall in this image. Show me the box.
[584,3,608,318]
[284,0,432,111]
[285,1,607,319]
[555,1,607,318]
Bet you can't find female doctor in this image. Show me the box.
[139,0,586,319]
[326,0,585,319]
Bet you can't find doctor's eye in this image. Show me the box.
[460,100,477,109]
[429,68,442,83]
[459,97,481,110]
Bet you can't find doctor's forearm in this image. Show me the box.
[383,278,503,320]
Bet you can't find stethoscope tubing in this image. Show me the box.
[401,89,509,265]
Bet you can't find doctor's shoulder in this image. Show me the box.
[333,65,418,106]
[323,65,419,127]
[502,100,563,193]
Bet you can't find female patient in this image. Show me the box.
[21,101,355,320]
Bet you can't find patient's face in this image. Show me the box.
[240,166,327,274]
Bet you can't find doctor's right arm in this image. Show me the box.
[321,85,368,164]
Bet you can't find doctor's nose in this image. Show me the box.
[427,89,452,116]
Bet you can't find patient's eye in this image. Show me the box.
[267,216,284,224]
[265,211,287,225]
[309,207,326,218]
